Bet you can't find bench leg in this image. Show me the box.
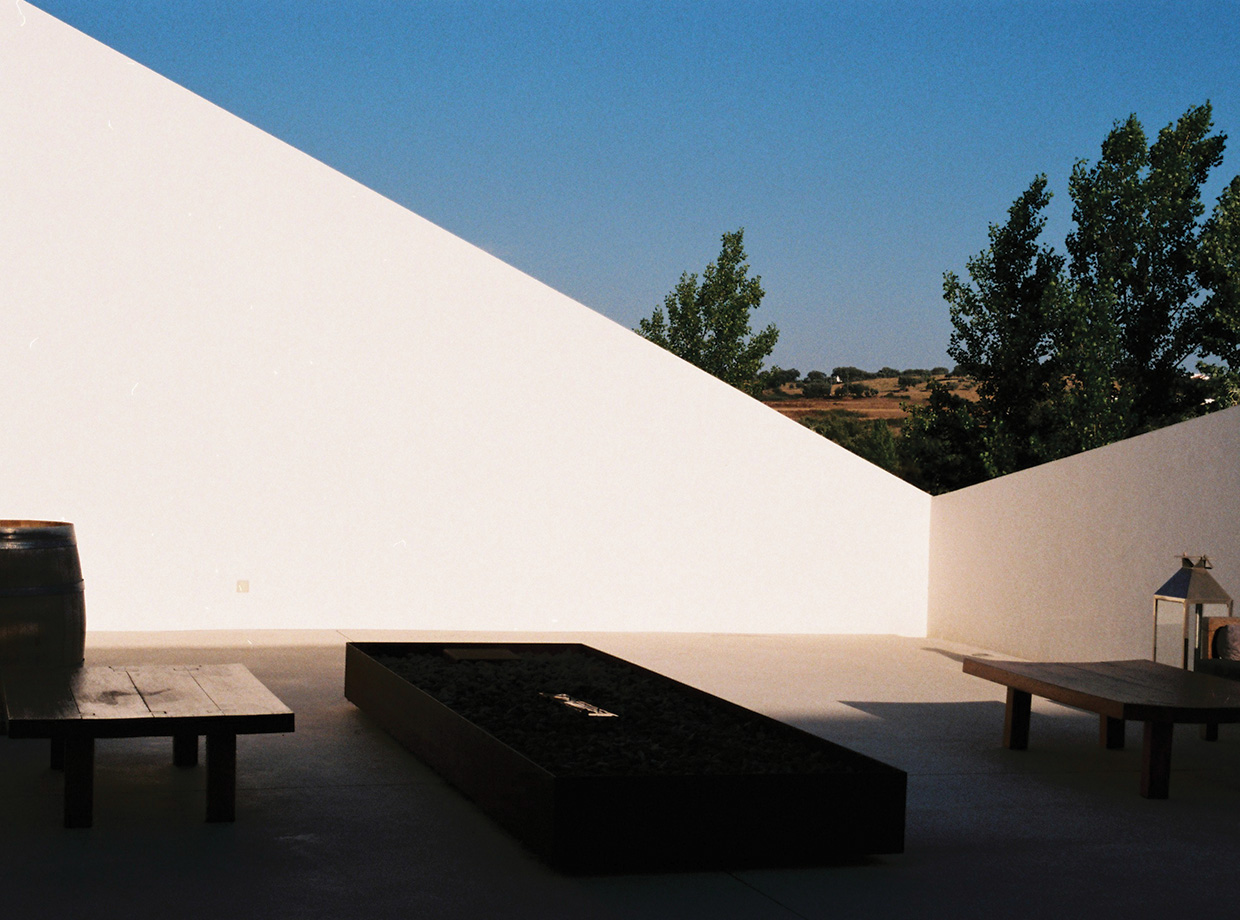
[1201,722,1219,742]
[1101,715,1126,749]
[205,732,237,823]
[174,733,199,767]
[1003,688,1031,750]
[63,737,94,828]
[1140,721,1174,799]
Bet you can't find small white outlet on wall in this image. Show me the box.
[236,580,249,593]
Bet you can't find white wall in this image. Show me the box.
[0,5,931,634]
[928,406,1240,660]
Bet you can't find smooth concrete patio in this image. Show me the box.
[4,630,1240,919]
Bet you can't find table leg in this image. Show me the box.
[1140,721,1174,799]
[51,737,65,770]
[63,737,94,828]
[206,732,237,823]
[1004,688,1031,750]
[1201,722,1219,742]
[1100,715,1126,749]
[174,733,199,767]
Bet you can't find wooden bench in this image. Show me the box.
[2,664,294,827]
[963,657,1240,798]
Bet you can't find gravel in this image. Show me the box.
[373,647,862,777]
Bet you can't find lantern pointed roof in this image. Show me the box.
[1154,556,1233,604]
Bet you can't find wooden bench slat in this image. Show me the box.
[967,658,1240,720]
[963,659,1127,718]
[71,667,151,720]
[1025,662,1169,715]
[126,666,223,718]
[2,668,80,723]
[190,664,291,717]
[1089,660,1240,713]
[4,665,293,736]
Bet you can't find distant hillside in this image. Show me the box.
[759,373,979,429]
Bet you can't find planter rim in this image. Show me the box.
[347,641,907,778]
[0,521,77,549]
[345,640,908,870]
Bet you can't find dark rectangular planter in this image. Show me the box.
[344,641,905,872]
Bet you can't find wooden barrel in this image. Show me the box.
[0,520,85,668]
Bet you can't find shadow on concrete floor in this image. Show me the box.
[2,631,1238,920]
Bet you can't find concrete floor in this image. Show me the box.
[4,629,1240,919]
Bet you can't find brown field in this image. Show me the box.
[762,376,979,425]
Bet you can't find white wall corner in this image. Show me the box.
[928,406,1240,660]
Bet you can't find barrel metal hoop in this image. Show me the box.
[0,580,85,598]
[0,539,77,550]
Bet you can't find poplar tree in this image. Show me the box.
[637,229,778,390]
[1067,103,1230,427]
[941,175,1067,477]
[1197,175,1240,404]
[904,103,1240,492]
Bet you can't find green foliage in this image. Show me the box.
[801,412,900,474]
[802,370,831,395]
[1198,175,1240,406]
[942,175,1070,477]
[831,366,873,382]
[840,382,878,398]
[900,384,989,493]
[1067,103,1230,428]
[905,104,1240,493]
[636,229,778,391]
[876,366,901,378]
[757,366,801,391]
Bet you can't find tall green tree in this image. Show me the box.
[941,175,1067,476]
[904,103,1240,493]
[1198,175,1240,404]
[1066,103,1229,427]
[1047,282,1133,454]
[636,229,778,390]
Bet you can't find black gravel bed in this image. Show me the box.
[373,648,861,777]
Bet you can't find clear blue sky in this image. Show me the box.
[30,0,1240,373]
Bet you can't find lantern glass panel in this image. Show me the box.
[1153,598,1187,667]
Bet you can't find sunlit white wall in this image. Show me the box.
[929,406,1240,659]
[0,5,931,634]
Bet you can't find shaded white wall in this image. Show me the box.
[0,5,931,634]
[929,407,1240,660]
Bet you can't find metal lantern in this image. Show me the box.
[1152,555,1234,669]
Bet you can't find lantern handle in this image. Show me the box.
[1178,554,1213,569]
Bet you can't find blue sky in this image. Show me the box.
[31,0,1240,373]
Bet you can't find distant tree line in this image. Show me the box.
[755,366,953,398]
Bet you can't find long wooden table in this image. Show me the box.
[3,664,294,827]
[962,657,1240,798]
